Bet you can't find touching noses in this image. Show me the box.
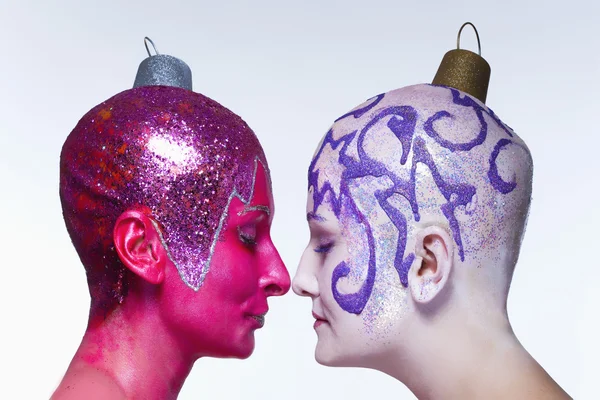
[260,242,291,296]
[292,250,319,298]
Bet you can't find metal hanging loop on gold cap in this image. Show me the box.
[432,22,491,104]
[457,22,482,55]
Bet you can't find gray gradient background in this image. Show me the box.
[1,0,598,398]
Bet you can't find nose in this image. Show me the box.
[260,241,291,297]
[292,250,319,298]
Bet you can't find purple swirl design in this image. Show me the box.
[334,93,385,122]
[489,139,519,194]
[331,196,377,314]
[309,86,525,315]
[424,87,513,152]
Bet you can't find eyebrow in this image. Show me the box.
[307,212,326,222]
[238,205,271,216]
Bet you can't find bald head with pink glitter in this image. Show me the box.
[60,85,268,311]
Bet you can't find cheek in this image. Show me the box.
[325,230,409,336]
[318,250,347,308]
[212,242,259,297]
[326,241,367,296]
[359,239,411,336]
[340,221,370,280]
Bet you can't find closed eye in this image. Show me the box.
[314,242,334,253]
[238,225,257,247]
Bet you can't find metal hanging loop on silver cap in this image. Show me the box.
[133,37,193,91]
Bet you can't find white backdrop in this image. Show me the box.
[1,0,598,398]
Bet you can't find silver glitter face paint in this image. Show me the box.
[203,157,270,288]
[239,204,271,216]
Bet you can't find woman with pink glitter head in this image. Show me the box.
[52,49,290,399]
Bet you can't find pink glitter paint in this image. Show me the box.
[60,85,268,309]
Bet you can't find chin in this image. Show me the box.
[315,340,372,368]
[233,347,254,360]
[315,343,347,367]
[315,352,335,367]
[228,334,256,359]
[228,348,254,360]
[315,350,355,367]
[198,333,255,359]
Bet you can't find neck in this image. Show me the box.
[383,308,571,400]
[62,296,195,400]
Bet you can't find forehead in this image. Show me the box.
[228,158,274,217]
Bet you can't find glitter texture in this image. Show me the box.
[60,86,267,308]
[133,55,193,90]
[308,84,533,325]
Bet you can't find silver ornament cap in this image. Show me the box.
[133,37,193,90]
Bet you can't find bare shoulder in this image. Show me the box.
[51,367,127,400]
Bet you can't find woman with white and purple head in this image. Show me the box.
[293,42,571,399]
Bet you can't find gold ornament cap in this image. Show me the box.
[432,22,490,104]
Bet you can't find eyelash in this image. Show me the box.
[238,226,257,246]
[314,242,334,254]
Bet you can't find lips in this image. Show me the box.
[248,313,267,328]
[312,311,327,321]
[312,311,328,329]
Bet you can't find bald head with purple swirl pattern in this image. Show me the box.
[60,86,268,312]
[295,84,532,348]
